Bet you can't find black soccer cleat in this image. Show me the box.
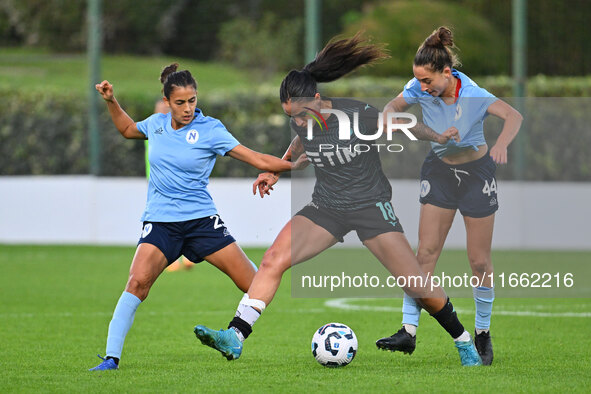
[375,326,416,355]
[474,330,493,366]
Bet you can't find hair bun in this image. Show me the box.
[414,26,460,71]
[424,26,454,48]
[160,63,179,84]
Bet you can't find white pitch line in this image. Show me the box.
[3,301,589,319]
[324,298,591,318]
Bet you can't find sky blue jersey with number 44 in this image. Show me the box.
[136,108,239,222]
[402,69,497,158]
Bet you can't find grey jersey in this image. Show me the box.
[292,98,392,211]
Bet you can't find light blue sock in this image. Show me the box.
[473,286,494,330]
[106,291,142,359]
[401,293,422,326]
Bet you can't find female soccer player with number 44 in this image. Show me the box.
[376,27,523,366]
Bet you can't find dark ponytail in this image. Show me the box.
[414,26,461,72]
[159,63,198,99]
[279,33,389,103]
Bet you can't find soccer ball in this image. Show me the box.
[311,322,358,367]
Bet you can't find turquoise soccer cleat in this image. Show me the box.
[455,339,483,366]
[194,325,243,361]
[89,355,118,371]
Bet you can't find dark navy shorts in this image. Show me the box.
[419,150,499,218]
[296,201,404,243]
[137,214,236,265]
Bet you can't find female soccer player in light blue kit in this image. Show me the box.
[89,63,292,371]
[375,27,523,365]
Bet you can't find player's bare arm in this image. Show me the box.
[486,99,523,164]
[227,145,292,173]
[412,123,460,144]
[383,93,459,144]
[96,80,145,140]
[253,135,308,198]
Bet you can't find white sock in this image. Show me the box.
[475,328,489,335]
[403,324,417,337]
[238,304,261,326]
[453,330,471,342]
[235,294,264,324]
[231,294,266,342]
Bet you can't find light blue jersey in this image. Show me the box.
[136,109,239,222]
[403,69,497,158]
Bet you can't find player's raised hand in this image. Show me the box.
[438,126,460,144]
[253,172,279,198]
[95,80,114,102]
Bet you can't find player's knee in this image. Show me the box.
[468,256,491,275]
[259,248,290,276]
[417,246,439,266]
[125,277,151,301]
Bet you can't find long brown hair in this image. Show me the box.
[279,33,389,103]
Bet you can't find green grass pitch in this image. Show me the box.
[1,245,590,392]
[0,48,274,98]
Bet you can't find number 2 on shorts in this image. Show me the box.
[209,214,223,229]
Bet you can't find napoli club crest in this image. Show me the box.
[420,180,431,197]
[186,129,199,144]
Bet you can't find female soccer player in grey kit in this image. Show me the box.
[89,64,293,370]
[375,27,523,365]
[194,34,483,367]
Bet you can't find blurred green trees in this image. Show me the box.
[342,1,507,77]
[217,13,303,73]
[1,0,590,76]
[1,0,590,179]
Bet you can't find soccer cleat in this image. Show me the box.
[194,325,243,361]
[375,326,416,354]
[474,330,494,366]
[455,339,483,366]
[88,354,118,371]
